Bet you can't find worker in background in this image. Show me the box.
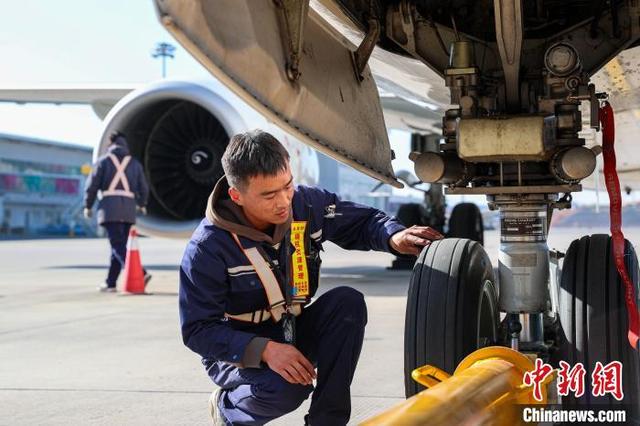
[179,130,443,426]
[84,131,152,292]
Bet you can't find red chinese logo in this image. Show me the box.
[592,361,624,401]
[523,358,553,402]
[524,360,625,401]
[557,361,586,398]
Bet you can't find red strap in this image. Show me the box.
[600,101,640,351]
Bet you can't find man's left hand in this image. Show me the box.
[389,225,444,256]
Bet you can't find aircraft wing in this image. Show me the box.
[153,0,405,187]
[0,86,136,119]
[379,94,442,134]
[0,83,438,136]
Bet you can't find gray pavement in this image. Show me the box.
[1,226,639,425]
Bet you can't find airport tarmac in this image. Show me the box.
[1,226,639,425]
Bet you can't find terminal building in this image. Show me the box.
[0,133,94,236]
[0,133,411,238]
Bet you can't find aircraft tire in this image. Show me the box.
[557,234,640,417]
[447,202,484,245]
[404,238,498,397]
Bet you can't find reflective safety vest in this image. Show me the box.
[225,221,311,324]
[102,154,134,198]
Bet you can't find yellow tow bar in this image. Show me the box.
[361,346,554,426]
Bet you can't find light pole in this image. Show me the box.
[151,42,176,78]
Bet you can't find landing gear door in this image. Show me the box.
[154,0,400,187]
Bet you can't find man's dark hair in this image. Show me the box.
[109,131,125,143]
[222,130,290,190]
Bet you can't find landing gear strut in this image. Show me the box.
[394,0,640,413]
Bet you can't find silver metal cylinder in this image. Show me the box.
[412,152,465,184]
[519,313,544,343]
[498,205,550,313]
[413,152,445,183]
[552,146,597,181]
[511,335,519,351]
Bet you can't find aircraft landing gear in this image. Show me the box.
[404,238,499,397]
[555,234,640,415]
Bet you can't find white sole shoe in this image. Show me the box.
[209,388,225,425]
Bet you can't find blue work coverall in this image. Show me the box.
[179,177,405,425]
[84,137,149,287]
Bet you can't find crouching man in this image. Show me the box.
[179,130,442,425]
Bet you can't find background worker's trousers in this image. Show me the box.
[207,286,368,426]
[103,222,147,288]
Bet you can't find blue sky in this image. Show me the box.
[0,0,630,206]
[0,0,211,146]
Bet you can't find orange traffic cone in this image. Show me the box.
[122,227,145,294]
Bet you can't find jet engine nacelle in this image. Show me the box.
[97,80,319,238]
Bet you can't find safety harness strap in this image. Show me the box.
[229,233,292,323]
[600,101,640,351]
[102,154,134,198]
[225,304,302,324]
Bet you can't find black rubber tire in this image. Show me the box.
[404,238,498,397]
[396,203,426,228]
[557,234,640,418]
[447,202,484,245]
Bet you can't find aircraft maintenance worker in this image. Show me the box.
[83,131,152,292]
[179,130,443,426]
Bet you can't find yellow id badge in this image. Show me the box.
[290,221,310,297]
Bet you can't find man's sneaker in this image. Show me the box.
[98,284,117,293]
[144,273,152,287]
[208,388,226,425]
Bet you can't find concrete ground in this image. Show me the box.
[1,226,638,425]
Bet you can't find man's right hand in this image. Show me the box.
[261,341,316,385]
[83,208,92,219]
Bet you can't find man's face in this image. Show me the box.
[229,165,294,231]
